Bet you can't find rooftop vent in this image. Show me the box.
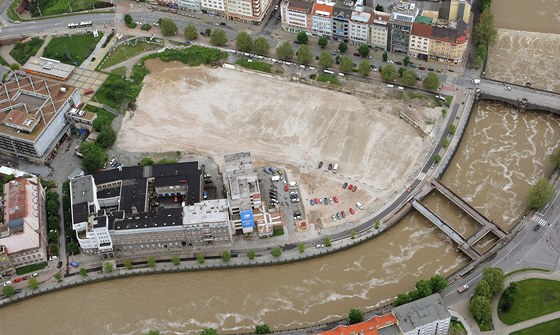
[60,87,67,93]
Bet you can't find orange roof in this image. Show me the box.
[319,313,398,335]
[312,2,334,16]
[411,22,433,38]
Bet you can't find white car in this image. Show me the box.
[316,244,324,248]
[3,281,12,286]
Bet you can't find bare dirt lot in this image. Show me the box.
[116,60,443,232]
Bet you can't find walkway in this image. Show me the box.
[0,43,17,64]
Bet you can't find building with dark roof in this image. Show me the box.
[281,0,314,33]
[392,293,451,335]
[331,0,356,41]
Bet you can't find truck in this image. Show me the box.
[472,79,480,84]
[457,284,469,293]
[332,164,339,173]
[271,176,281,182]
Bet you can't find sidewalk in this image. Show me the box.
[0,44,17,65]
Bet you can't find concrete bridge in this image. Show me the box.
[475,79,560,114]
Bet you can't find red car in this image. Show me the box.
[348,184,353,191]
[284,184,289,192]
[314,197,319,205]
[333,196,339,203]
[341,210,346,218]
[14,278,21,283]
[349,208,355,215]
[21,276,29,280]
[352,185,357,192]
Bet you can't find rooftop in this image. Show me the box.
[392,293,451,332]
[111,207,184,231]
[319,313,399,335]
[411,22,433,38]
[312,2,334,16]
[287,0,314,13]
[22,56,75,80]
[224,152,259,209]
[183,199,229,226]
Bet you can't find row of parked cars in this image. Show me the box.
[309,195,338,206]
[342,182,357,192]
[3,272,39,286]
[331,202,365,221]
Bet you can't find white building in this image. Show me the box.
[201,0,227,15]
[392,293,451,335]
[311,1,334,37]
[369,10,390,50]
[183,199,232,245]
[226,0,272,23]
[348,6,372,45]
[178,0,201,12]
[280,0,313,33]
[408,22,431,59]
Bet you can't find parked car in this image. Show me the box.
[336,212,342,220]
[342,182,348,189]
[331,215,337,221]
[314,198,319,205]
[70,261,79,268]
[356,202,364,210]
[341,210,346,218]
[324,197,329,205]
[3,281,12,286]
[14,278,21,283]
[348,184,353,190]
[349,208,355,215]
[352,185,357,192]
[31,272,39,277]
[333,196,339,203]
[318,161,323,169]
[284,184,289,192]
[310,199,315,206]
[316,244,325,248]
[534,225,541,231]
[427,67,434,71]
[57,261,63,268]
[330,197,334,204]
[21,276,29,280]
[319,197,323,204]
[418,66,426,70]
[328,163,333,171]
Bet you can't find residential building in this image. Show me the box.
[178,0,201,12]
[428,20,469,64]
[388,2,417,53]
[223,152,261,234]
[22,57,75,81]
[281,0,314,33]
[66,108,97,132]
[408,20,432,60]
[348,5,372,45]
[0,72,80,162]
[319,312,400,335]
[331,0,354,41]
[183,199,232,245]
[369,10,390,50]
[311,1,334,37]
[226,0,272,23]
[438,0,470,23]
[392,293,451,335]
[0,176,47,276]
[201,0,227,15]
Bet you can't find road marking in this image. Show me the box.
[534,217,548,226]
[417,172,426,181]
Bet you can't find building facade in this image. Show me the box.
[331,1,353,41]
[311,1,334,37]
[178,0,201,12]
[281,0,313,33]
[408,21,432,60]
[428,21,468,64]
[348,6,372,45]
[392,293,451,335]
[226,0,272,23]
[201,0,227,15]
[368,10,390,50]
[183,199,232,245]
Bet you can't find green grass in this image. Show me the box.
[109,66,127,77]
[91,74,122,109]
[7,0,21,21]
[316,73,340,85]
[43,32,103,66]
[9,37,44,65]
[510,318,560,335]
[30,0,111,17]
[99,42,160,70]
[408,92,427,99]
[235,59,272,73]
[83,105,115,129]
[499,279,560,325]
[272,227,284,236]
[15,262,47,275]
[0,55,9,66]
[505,268,550,278]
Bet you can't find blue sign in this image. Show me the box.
[240,210,255,229]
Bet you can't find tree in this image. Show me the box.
[253,37,270,55]
[423,72,440,90]
[528,178,556,209]
[124,13,133,25]
[210,28,227,47]
[276,42,294,60]
[80,142,107,174]
[48,216,60,230]
[96,127,116,149]
[104,262,113,273]
[429,274,448,292]
[247,250,256,260]
[235,32,253,52]
[318,37,328,48]
[476,44,487,60]
[221,250,231,262]
[348,308,364,324]
[324,236,332,247]
[148,331,160,335]
[271,246,282,257]
[147,256,156,268]
[338,42,348,53]
[68,242,79,255]
[473,55,483,69]
[415,279,433,298]
[401,69,417,86]
[10,63,20,71]
[474,280,493,299]
[469,295,491,324]
[79,268,88,277]
[54,272,63,282]
[403,56,410,66]
[47,199,59,214]
[28,277,39,290]
[339,56,353,73]
[473,9,497,48]
[434,154,442,164]
[503,282,519,302]
[482,267,505,297]
[3,285,15,297]
[448,124,456,135]
[382,51,388,62]
[551,147,560,169]
[442,138,450,148]
[184,24,198,40]
[160,18,178,36]
[197,253,205,264]
[124,259,133,270]
[358,44,369,58]
[380,64,398,81]
[171,255,181,266]
[205,28,212,36]
[395,293,411,306]
[48,231,58,242]
[358,60,371,76]
[296,31,309,45]
[375,4,384,11]
[297,45,313,65]
[318,51,334,68]
[298,243,305,253]
[255,324,271,334]
[200,328,218,335]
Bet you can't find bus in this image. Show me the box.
[78,21,93,27]
[68,23,79,29]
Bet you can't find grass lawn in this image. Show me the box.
[0,55,9,66]
[30,0,111,17]
[272,227,284,236]
[109,66,127,77]
[316,73,340,85]
[7,0,21,21]
[505,268,550,278]
[236,59,272,73]
[43,33,103,66]
[83,105,115,129]
[9,37,44,65]
[99,42,160,70]
[510,318,560,335]
[499,279,560,325]
[91,74,122,109]
[16,262,47,275]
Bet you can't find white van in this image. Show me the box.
[271,176,280,182]
[356,202,364,210]
[472,79,480,84]
[289,181,298,188]
[387,84,394,88]
[332,164,338,173]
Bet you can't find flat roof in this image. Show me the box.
[22,56,75,80]
[392,293,450,332]
[111,207,184,231]
[183,199,229,226]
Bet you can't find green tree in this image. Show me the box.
[475,280,493,299]
[297,45,313,65]
[382,51,388,62]
[318,51,334,68]
[296,31,309,45]
[124,259,133,270]
[503,282,519,302]
[140,157,155,166]
[338,42,348,53]
[200,328,218,335]
[235,32,253,52]
[147,331,160,335]
[276,42,294,60]
[357,60,371,76]
[54,272,63,282]
[324,236,332,247]
[374,219,381,229]
[434,154,442,164]
[358,44,369,58]
[395,293,411,306]
[271,246,282,257]
[48,231,58,242]
[210,28,228,46]
[476,44,487,60]
[79,267,87,277]
[380,64,398,81]
[473,55,483,69]
[448,124,456,135]
[160,18,178,36]
[197,253,205,264]
[184,24,198,40]
[351,230,357,239]
[147,256,156,268]
[10,63,20,71]
[423,72,440,90]
[80,142,107,174]
[48,216,60,230]
[550,147,560,169]
[415,279,433,298]
[96,127,116,149]
[3,285,15,297]
[253,37,270,55]
[318,37,328,48]
[171,255,181,266]
[255,324,271,334]
[442,138,450,148]
[482,267,505,297]
[441,108,448,116]
[221,250,231,262]
[403,56,410,66]
[528,178,555,209]
[375,4,384,11]
[430,274,448,292]
[68,242,79,255]
[401,69,417,86]
[50,243,59,255]
[469,295,491,324]
[298,243,305,253]
[473,9,497,48]
[339,56,353,73]
[28,277,39,290]
[247,250,256,260]
[124,13,133,25]
[348,308,364,324]
[205,28,212,36]
[104,262,113,273]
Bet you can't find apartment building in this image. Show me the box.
[392,293,451,335]
[311,1,334,37]
[348,5,372,45]
[428,20,469,64]
[178,0,201,12]
[408,20,432,60]
[0,176,47,276]
[201,0,227,15]
[226,0,272,23]
[0,72,80,162]
[331,0,355,41]
[281,0,313,33]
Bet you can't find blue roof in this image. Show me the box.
[240,210,255,229]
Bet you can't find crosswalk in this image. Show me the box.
[417,172,426,181]
[534,216,548,226]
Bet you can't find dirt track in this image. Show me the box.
[116,60,442,228]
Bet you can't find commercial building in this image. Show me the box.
[408,20,432,60]
[392,293,451,335]
[311,1,334,37]
[178,0,201,12]
[183,199,232,245]
[388,2,417,53]
[368,10,390,50]
[281,0,314,33]
[0,72,80,162]
[226,0,273,23]
[65,108,97,132]
[201,0,227,15]
[428,20,469,64]
[0,176,47,276]
[331,0,355,41]
[348,5,373,45]
[22,57,75,81]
